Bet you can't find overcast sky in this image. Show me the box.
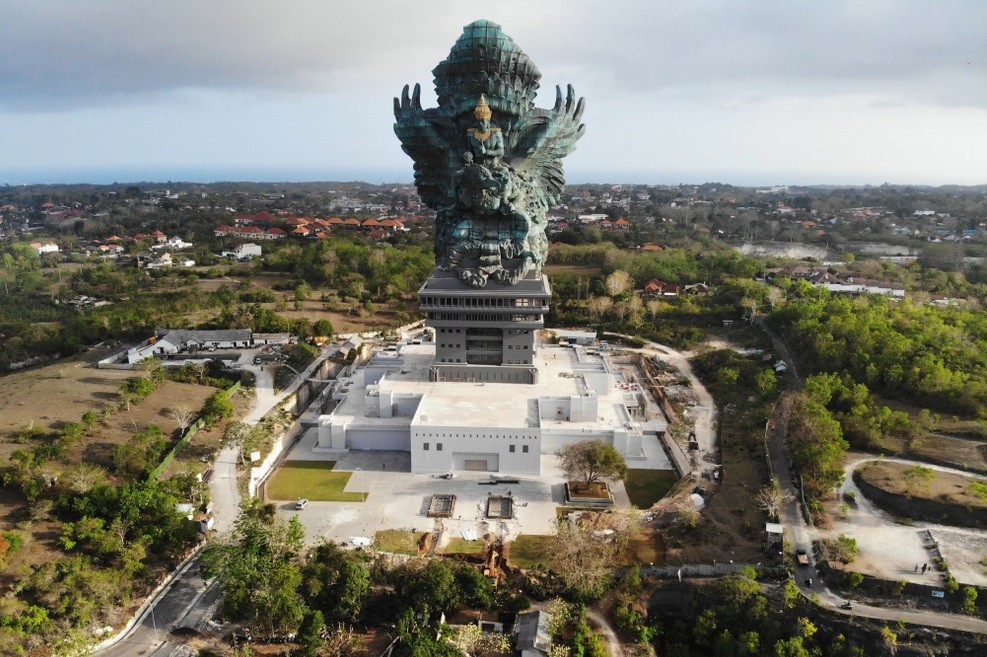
[1,0,984,186]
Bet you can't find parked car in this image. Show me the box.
[295,498,308,510]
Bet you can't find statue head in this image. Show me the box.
[474,95,493,125]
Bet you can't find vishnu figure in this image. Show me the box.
[466,95,504,164]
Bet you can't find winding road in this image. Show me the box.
[93,348,335,656]
[761,324,987,634]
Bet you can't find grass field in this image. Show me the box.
[442,537,485,555]
[507,534,555,568]
[0,347,134,440]
[624,469,680,509]
[266,461,367,502]
[374,529,428,555]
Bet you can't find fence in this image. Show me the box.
[148,381,242,480]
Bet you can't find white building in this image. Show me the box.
[316,341,667,475]
[31,242,59,254]
[153,236,194,251]
[126,329,253,364]
[222,243,262,260]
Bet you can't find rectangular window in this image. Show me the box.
[423,443,429,450]
[509,444,516,453]
[437,443,443,451]
[522,445,529,453]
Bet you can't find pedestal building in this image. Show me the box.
[418,270,550,384]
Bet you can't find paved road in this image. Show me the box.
[587,607,626,657]
[761,323,987,634]
[94,556,216,657]
[94,348,334,656]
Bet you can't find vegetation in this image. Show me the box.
[770,292,987,417]
[787,390,849,504]
[623,469,679,509]
[265,461,366,502]
[557,440,628,489]
[823,535,860,565]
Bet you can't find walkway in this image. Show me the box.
[761,323,987,633]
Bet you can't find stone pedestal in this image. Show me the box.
[418,268,550,384]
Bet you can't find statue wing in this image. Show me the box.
[393,83,459,210]
[507,84,586,206]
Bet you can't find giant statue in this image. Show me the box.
[394,20,585,288]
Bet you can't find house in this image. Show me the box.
[145,252,173,269]
[514,610,552,657]
[378,218,405,232]
[154,236,193,250]
[125,329,253,364]
[149,230,167,243]
[222,243,262,260]
[640,243,663,252]
[643,279,680,298]
[253,332,291,346]
[613,217,630,229]
[30,242,59,254]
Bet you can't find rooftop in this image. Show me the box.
[326,343,651,433]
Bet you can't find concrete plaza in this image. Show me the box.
[271,426,673,547]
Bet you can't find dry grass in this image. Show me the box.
[857,460,987,510]
[64,379,218,471]
[0,347,134,440]
[374,529,429,555]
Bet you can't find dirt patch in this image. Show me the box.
[0,347,134,437]
[63,379,219,470]
[275,299,409,333]
[855,461,987,529]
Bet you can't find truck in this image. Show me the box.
[795,549,810,566]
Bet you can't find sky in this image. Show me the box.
[1,0,985,187]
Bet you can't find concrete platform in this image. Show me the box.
[271,428,658,546]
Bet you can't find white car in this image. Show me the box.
[295,499,308,510]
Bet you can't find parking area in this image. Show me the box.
[270,427,644,547]
[822,461,987,587]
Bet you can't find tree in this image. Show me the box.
[788,392,848,501]
[312,318,335,338]
[604,270,632,298]
[62,463,107,494]
[755,478,793,521]
[902,464,935,497]
[824,535,859,565]
[550,510,636,601]
[557,440,627,489]
[202,390,234,425]
[202,500,307,635]
[295,609,326,657]
[169,406,197,437]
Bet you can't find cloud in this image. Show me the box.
[1,1,983,112]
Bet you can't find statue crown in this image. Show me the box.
[473,95,493,120]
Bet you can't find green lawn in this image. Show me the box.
[266,461,366,502]
[443,537,484,555]
[508,534,555,569]
[374,529,428,555]
[624,469,679,509]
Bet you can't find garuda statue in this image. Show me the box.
[394,19,585,288]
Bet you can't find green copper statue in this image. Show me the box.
[394,19,586,287]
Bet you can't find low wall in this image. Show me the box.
[853,470,987,530]
[249,413,304,498]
